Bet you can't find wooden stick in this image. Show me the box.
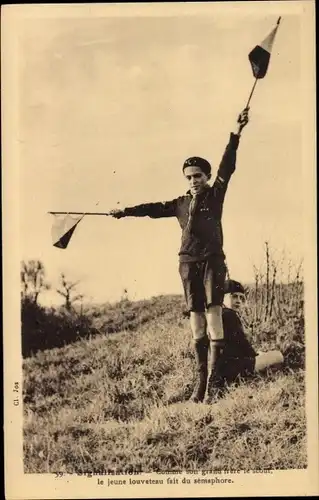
[48,211,111,215]
[245,77,258,109]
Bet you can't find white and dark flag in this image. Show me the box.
[248,17,281,79]
[51,213,85,249]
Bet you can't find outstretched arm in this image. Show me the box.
[110,199,178,219]
[213,107,250,193]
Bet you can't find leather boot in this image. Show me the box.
[190,335,209,403]
[205,339,225,404]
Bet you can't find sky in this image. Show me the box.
[7,3,314,305]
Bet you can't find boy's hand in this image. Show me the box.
[110,209,125,219]
[235,107,250,135]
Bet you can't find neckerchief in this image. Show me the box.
[186,194,200,233]
[186,186,210,233]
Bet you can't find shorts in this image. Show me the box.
[179,256,227,312]
[218,356,256,383]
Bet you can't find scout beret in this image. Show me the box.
[183,156,211,176]
[224,280,246,295]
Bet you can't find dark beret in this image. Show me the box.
[224,280,246,295]
[183,156,211,176]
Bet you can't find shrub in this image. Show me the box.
[21,297,98,357]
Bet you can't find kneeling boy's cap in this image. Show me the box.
[183,156,211,176]
[225,279,246,295]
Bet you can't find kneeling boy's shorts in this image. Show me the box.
[179,256,227,312]
[219,356,256,383]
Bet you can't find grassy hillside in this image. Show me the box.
[23,292,306,473]
[21,295,185,357]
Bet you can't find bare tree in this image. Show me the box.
[121,288,129,302]
[56,273,83,312]
[21,260,50,303]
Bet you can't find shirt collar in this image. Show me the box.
[186,185,210,197]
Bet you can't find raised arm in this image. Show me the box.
[213,108,250,192]
[110,199,178,219]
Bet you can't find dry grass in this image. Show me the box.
[23,270,306,472]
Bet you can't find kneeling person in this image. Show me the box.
[213,280,284,396]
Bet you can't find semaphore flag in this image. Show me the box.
[51,213,85,249]
[249,17,281,79]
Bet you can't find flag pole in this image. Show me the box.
[245,77,258,109]
[245,16,281,110]
[48,211,111,215]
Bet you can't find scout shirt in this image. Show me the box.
[222,306,257,360]
[122,133,240,262]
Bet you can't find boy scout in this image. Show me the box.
[111,107,250,403]
[221,279,284,384]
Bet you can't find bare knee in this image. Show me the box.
[190,312,207,340]
[205,305,224,341]
[255,350,284,374]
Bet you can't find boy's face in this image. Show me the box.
[183,166,210,196]
[230,292,246,312]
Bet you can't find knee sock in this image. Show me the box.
[193,335,209,371]
[191,335,210,402]
[209,339,224,373]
